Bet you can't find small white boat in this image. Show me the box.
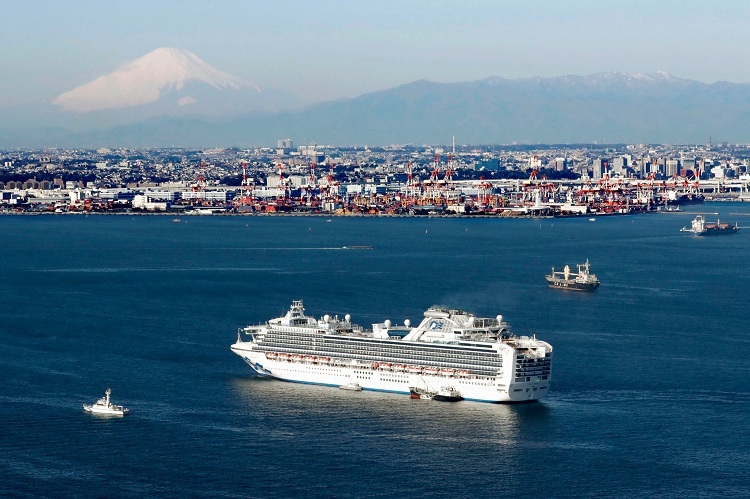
[83,388,129,416]
[409,386,435,400]
[339,382,363,391]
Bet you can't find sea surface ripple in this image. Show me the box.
[1,205,749,498]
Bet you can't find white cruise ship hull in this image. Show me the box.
[231,344,549,403]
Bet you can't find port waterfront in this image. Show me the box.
[3,143,750,216]
[1,185,746,217]
[1,176,746,217]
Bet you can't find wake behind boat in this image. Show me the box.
[83,388,129,416]
[231,300,552,403]
[545,259,600,291]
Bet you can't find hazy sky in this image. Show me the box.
[3,0,750,107]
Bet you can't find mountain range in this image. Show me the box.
[2,48,750,148]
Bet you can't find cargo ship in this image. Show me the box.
[545,260,600,291]
[681,215,739,235]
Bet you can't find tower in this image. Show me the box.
[276,163,286,200]
[308,162,317,203]
[190,160,207,205]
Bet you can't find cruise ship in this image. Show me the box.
[230,300,552,403]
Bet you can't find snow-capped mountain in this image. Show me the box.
[51,48,299,117]
[3,66,750,147]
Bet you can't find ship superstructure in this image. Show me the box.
[231,300,552,403]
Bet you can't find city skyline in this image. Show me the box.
[3,0,750,109]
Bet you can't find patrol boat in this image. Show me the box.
[83,388,129,416]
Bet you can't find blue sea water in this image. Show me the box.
[1,205,749,498]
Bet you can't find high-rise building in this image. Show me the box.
[552,158,569,171]
[592,158,609,179]
[611,156,628,175]
[665,159,680,177]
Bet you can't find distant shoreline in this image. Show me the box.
[0,210,651,219]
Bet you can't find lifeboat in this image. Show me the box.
[318,357,331,365]
[407,365,423,374]
[423,366,439,375]
[265,352,278,360]
[292,354,305,362]
[305,356,318,364]
[392,364,407,372]
[440,368,456,376]
[380,363,393,371]
[456,370,471,377]
[372,362,380,369]
[278,353,291,361]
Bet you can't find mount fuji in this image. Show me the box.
[42,48,303,127]
[53,48,262,113]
